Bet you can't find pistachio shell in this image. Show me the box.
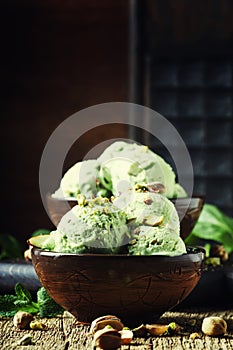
[90,315,124,334]
[145,323,169,336]
[93,328,121,349]
[27,235,50,248]
[13,311,34,329]
[202,316,227,336]
[119,329,133,344]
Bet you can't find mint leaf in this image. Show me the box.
[0,284,63,318]
[15,283,32,303]
[0,295,18,317]
[186,204,233,253]
[0,284,39,317]
[31,229,51,237]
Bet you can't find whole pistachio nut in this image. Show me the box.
[202,316,227,336]
[90,315,124,334]
[13,311,34,329]
[210,245,228,262]
[93,328,121,350]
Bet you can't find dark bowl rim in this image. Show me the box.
[30,246,205,259]
[170,195,204,201]
[48,192,204,202]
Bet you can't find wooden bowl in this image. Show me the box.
[46,193,204,240]
[170,196,204,240]
[30,245,204,325]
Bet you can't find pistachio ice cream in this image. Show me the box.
[41,197,129,254]
[41,186,186,256]
[97,141,186,198]
[46,141,188,256]
[53,141,187,200]
[113,187,180,234]
[53,159,101,199]
[128,225,186,256]
[112,186,186,256]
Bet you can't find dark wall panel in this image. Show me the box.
[141,0,233,215]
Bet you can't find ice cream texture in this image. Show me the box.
[97,141,186,198]
[112,186,186,255]
[128,225,186,256]
[46,141,188,256]
[53,141,187,200]
[53,159,101,199]
[113,187,180,233]
[41,186,186,256]
[41,196,129,254]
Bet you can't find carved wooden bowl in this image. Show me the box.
[46,193,204,240]
[30,246,205,325]
[170,196,204,240]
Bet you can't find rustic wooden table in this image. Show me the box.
[1,308,233,349]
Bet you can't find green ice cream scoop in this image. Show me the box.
[53,159,101,199]
[41,197,129,254]
[52,159,109,198]
[128,225,186,256]
[113,188,186,256]
[97,141,185,198]
[113,190,180,235]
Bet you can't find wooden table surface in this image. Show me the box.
[1,308,233,350]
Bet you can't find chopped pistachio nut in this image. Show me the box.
[205,257,221,266]
[190,332,201,339]
[167,322,183,335]
[30,320,47,330]
[143,214,164,226]
[77,194,87,206]
[134,184,149,193]
[147,182,166,194]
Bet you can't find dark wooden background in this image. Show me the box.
[1,0,130,245]
[1,0,233,245]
